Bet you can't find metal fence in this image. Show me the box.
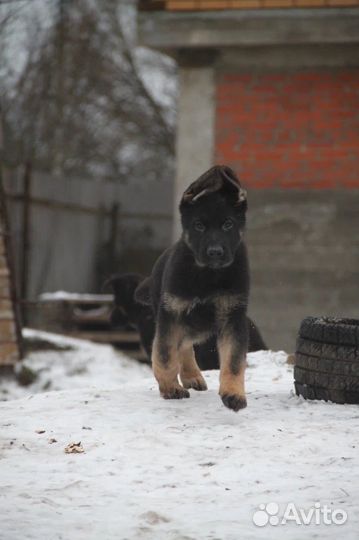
[3,166,172,299]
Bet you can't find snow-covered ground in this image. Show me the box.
[1,330,358,540]
[0,329,151,402]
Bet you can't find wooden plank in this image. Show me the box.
[158,0,359,7]
[20,161,32,306]
[0,342,19,366]
[0,298,12,311]
[261,0,295,6]
[72,306,111,324]
[199,1,231,8]
[326,0,359,4]
[139,0,166,9]
[0,311,14,319]
[38,295,114,305]
[0,150,22,363]
[167,1,201,8]
[0,319,16,340]
[294,0,326,5]
[67,331,141,344]
[230,0,262,7]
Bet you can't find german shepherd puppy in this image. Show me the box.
[135,165,251,412]
[106,273,266,369]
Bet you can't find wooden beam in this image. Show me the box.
[140,0,359,8]
[20,161,32,306]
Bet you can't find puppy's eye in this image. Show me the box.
[222,219,234,231]
[194,220,205,232]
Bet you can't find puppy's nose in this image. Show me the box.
[207,245,224,259]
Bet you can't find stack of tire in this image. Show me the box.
[294,316,359,404]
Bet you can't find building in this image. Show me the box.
[138,0,359,350]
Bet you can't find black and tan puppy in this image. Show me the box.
[107,273,266,370]
[135,165,251,412]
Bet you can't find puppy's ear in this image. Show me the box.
[182,166,223,204]
[134,277,152,306]
[220,166,247,206]
[103,275,123,300]
[181,165,247,207]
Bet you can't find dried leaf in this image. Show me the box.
[287,353,296,365]
[64,441,84,454]
[48,438,57,444]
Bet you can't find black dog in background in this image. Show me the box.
[106,273,154,358]
[107,272,267,371]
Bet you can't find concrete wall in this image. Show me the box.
[247,190,359,352]
[139,9,359,50]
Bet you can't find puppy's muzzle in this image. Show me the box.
[206,245,224,260]
[205,245,231,268]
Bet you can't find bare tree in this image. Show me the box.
[1,0,176,182]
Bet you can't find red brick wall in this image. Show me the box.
[215,70,359,188]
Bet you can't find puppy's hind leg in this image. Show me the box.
[179,345,207,391]
[152,321,190,400]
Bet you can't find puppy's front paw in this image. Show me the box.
[161,385,190,400]
[181,375,208,391]
[221,393,247,412]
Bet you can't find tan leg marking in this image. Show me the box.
[179,346,207,391]
[218,334,247,411]
[151,330,190,400]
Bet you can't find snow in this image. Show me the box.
[39,292,113,302]
[0,329,151,401]
[1,332,358,539]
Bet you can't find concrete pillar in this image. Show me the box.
[173,61,216,240]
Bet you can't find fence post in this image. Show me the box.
[20,161,32,319]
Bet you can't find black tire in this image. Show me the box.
[294,316,359,404]
[294,366,359,391]
[295,352,359,376]
[294,381,359,405]
[296,336,358,362]
[299,316,359,347]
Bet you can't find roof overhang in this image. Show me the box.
[138,8,359,51]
